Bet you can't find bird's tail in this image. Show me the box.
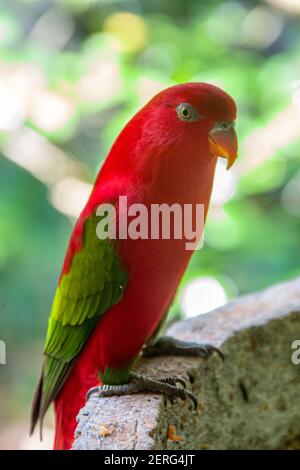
[53,398,77,450]
[30,371,44,438]
[53,371,100,450]
[30,361,70,442]
[31,355,100,449]
[30,369,91,450]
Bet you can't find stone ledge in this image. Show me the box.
[73,277,300,450]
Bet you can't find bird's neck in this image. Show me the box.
[140,143,217,212]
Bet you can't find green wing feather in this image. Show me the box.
[30,213,127,434]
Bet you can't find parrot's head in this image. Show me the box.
[144,82,238,170]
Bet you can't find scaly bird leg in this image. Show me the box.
[142,335,224,360]
[86,372,198,409]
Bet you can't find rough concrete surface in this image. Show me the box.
[73,277,300,450]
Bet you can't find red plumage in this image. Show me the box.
[37,83,237,449]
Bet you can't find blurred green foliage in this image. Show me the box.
[0,0,300,437]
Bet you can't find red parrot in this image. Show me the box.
[30,82,237,450]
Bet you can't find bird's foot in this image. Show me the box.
[142,335,224,360]
[86,372,197,409]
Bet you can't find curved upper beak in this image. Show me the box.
[209,122,238,170]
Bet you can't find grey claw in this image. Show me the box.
[174,377,187,388]
[161,376,187,388]
[185,389,198,410]
[86,386,100,401]
[205,345,225,361]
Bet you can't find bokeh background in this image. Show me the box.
[0,0,300,449]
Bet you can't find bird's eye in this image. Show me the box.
[176,103,200,122]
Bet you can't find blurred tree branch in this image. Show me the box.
[1,126,92,217]
[239,102,300,176]
[265,0,300,17]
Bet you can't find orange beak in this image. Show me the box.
[209,124,238,170]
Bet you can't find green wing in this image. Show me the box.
[30,213,127,433]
